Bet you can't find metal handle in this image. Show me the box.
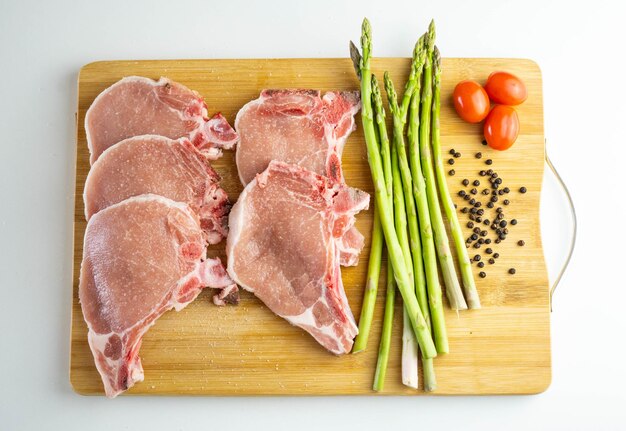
[544,144,577,312]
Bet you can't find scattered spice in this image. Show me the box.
[477,262,485,268]
[475,152,482,159]
[473,255,481,262]
[448,158,455,165]
[510,219,517,225]
[508,268,516,275]
[485,159,493,165]
[519,186,527,193]
[479,271,487,278]
[449,169,456,176]
[462,179,469,186]
[517,240,525,246]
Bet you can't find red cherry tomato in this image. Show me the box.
[453,80,490,123]
[484,105,519,151]
[484,71,527,105]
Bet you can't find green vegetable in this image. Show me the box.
[431,45,481,309]
[373,258,396,391]
[352,18,437,359]
[419,21,467,312]
[407,32,449,355]
[352,207,383,353]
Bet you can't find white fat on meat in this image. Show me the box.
[234,89,364,266]
[85,76,239,164]
[84,135,230,244]
[226,161,370,355]
[79,195,235,398]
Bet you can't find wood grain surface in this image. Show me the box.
[71,58,550,396]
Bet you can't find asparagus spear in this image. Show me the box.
[352,18,437,359]
[384,71,430,331]
[373,258,396,391]
[431,46,481,309]
[352,74,395,353]
[352,207,383,353]
[391,135,419,389]
[419,21,467,311]
[407,36,449,355]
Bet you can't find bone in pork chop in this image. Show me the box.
[226,161,369,354]
[84,135,229,244]
[234,89,360,185]
[234,89,364,265]
[85,76,239,164]
[79,195,234,398]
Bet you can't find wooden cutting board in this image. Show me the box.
[70,58,550,395]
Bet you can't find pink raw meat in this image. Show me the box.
[84,135,229,244]
[85,76,239,164]
[234,89,360,186]
[79,195,234,398]
[226,161,369,354]
[234,89,363,265]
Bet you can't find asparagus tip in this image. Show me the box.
[349,40,362,79]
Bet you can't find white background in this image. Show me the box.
[1,0,625,429]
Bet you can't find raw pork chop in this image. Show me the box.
[234,89,360,185]
[84,135,229,244]
[226,161,369,354]
[85,76,239,164]
[79,195,234,398]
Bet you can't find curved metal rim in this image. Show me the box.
[544,147,577,312]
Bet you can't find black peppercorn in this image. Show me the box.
[462,179,469,186]
[479,271,486,278]
[482,189,490,195]
[470,188,478,195]
[454,152,461,158]
[449,149,456,155]
[470,207,478,214]
[491,173,498,179]
[448,158,455,165]
[473,180,480,186]
[461,207,469,213]
[482,139,487,146]
[477,209,484,216]
[473,254,481,262]
[509,268,516,275]
[503,199,510,205]
[474,201,482,208]
[475,152,482,159]
[467,221,474,228]
[486,169,494,175]
[477,262,485,268]
[510,219,517,225]
[449,169,456,176]
[503,187,510,193]
[495,238,501,244]
[485,248,493,254]
[485,238,492,244]
[518,240,525,246]
[473,227,481,233]
[469,198,476,205]
[473,243,481,249]
[520,186,527,193]
[458,190,466,197]
[490,196,498,203]
[479,170,486,176]
[464,195,471,201]
[487,202,494,208]
[499,220,507,228]
[471,233,478,241]
[476,216,483,222]
[485,159,493,165]
[493,253,500,259]
[483,219,490,225]
[488,258,495,264]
